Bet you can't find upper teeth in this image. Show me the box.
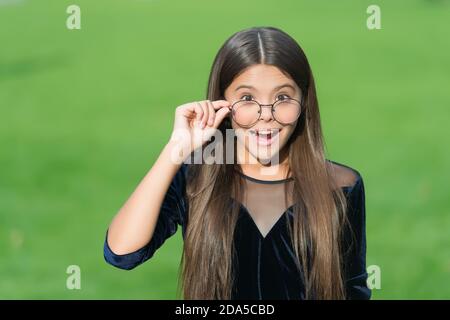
[252,129,279,135]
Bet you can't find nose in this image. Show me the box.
[259,105,274,122]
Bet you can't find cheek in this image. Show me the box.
[283,121,297,138]
[278,125,296,147]
[281,127,294,139]
[230,125,248,145]
[235,129,250,145]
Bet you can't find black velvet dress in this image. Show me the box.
[103,160,371,300]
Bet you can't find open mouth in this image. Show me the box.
[249,128,282,146]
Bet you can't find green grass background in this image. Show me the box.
[0,0,449,299]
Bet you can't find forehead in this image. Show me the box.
[225,64,297,93]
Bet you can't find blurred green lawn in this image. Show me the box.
[0,0,449,299]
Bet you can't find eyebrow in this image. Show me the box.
[234,83,297,93]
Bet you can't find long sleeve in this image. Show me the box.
[343,174,372,300]
[103,163,189,270]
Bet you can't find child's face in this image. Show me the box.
[224,64,301,165]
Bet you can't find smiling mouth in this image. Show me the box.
[248,128,282,146]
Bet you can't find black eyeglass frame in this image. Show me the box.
[227,97,304,128]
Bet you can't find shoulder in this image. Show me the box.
[326,159,363,191]
[326,160,366,225]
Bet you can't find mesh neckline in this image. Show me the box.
[235,169,294,184]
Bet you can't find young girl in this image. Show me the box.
[104,26,371,300]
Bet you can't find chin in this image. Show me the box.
[248,146,283,166]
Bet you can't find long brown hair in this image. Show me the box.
[178,26,351,299]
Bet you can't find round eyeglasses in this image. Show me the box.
[228,97,302,128]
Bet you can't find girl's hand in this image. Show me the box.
[169,99,231,155]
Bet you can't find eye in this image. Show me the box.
[240,94,253,101]
[276,94,291,101]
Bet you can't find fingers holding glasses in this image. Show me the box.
[211,100,231,109]
[206,100,215,127]
[196,100,231,129]
[195,101,206,129]
[178,101,204,122]
[211,100,231,128]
